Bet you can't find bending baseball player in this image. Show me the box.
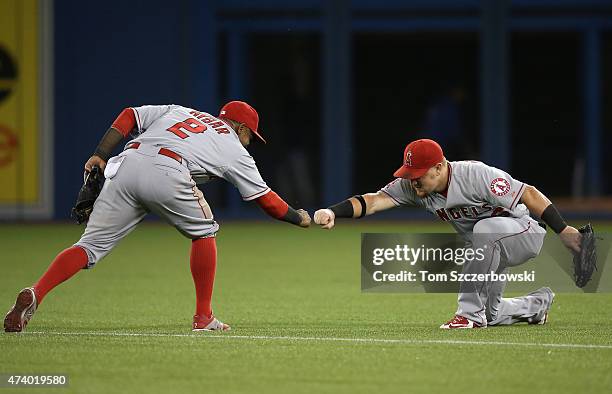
[314,139,582,329]
[5,101,311,333]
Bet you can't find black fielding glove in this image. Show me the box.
[573,223,597,288]
[71,166,105,224]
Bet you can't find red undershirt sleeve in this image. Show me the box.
[255,190,289,219]
[111,108,137,137]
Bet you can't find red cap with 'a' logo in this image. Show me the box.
[219,101,266,143]
[393,139,444,180]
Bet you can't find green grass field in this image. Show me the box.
[1,221,611,394]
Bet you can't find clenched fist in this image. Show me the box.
[314,208,336,230]
[297,209,311,228]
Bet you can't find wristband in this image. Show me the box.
[540,204,567,234]
[281,206,302,226]
[354,195,367,218]
[328,199,354,218]
[93,148,111,162]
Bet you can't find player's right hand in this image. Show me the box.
[84,155,107,172]
[314,208,335,230]
[560,225,582,254]
[297,209,311,228]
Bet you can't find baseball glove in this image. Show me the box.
[573,223,597,288]
[71,165,105,224]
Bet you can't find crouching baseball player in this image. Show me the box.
[4,101,311,333]
[314,139,581,329]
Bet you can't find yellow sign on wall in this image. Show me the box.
[0,0,41,205]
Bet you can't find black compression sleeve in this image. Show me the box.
[540,204,567,234]
[328,199,354,218]
[94,127,124,161]
[281,206,302,226]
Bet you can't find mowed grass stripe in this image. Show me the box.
[20,331,612,350]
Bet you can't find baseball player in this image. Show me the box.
[314,139,581,329]
[4,101,311,333]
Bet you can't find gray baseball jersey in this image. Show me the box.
[75,104,270,267]
[381,160,551,326]
[381,160,529,237]
[129,104,270,201]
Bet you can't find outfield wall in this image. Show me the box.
[1,0,611,221]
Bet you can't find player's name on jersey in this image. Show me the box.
[372,270,536,283]
[435,203,509,221]
[188,110,231,135]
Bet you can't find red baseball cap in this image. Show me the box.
[393,139,444,180]
[219,101,266,143]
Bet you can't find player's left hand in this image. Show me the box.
[297,209,311,228]
[560,225,581,254]
[85,155,107,172]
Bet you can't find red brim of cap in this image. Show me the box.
[252,129,266,144]
[393,165,429,180]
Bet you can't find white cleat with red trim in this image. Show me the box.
[440,315,484,329]
[4,287,38,333]
[192,314,231,332]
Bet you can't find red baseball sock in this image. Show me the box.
[190,237,217,319]
[33,246,89,303]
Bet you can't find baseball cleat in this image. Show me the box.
[529,312,548,325]
[440,315,484,329]
[528,287,555,325]
[4,287,38,333]
[192,314,231,332]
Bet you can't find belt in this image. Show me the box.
[126,142,182,164]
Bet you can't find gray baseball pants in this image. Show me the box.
[75,147,219,267]
[456,216,553,326]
